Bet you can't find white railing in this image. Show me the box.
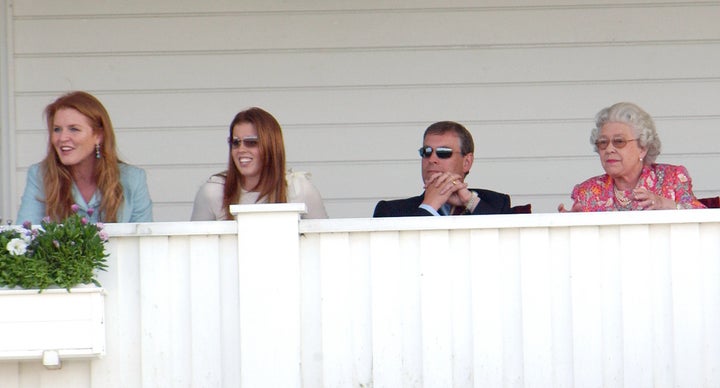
[1,205,719,388]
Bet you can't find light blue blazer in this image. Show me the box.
[17,163,153,224]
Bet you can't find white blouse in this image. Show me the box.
[190,170,328,220]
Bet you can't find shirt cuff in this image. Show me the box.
[419,204,441,216]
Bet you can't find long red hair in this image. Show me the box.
[42,91,124,222]
[220,107,287,219]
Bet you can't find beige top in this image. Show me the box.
[190,170,328,220]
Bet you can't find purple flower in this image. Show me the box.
[21,230,33,243]
[42,216,51,223]
[98,230,109,241]
[87,208,95,216]
[96,222,105,230]
[71,204,80,213]
[22,220,32,230]
[81,217,88,225]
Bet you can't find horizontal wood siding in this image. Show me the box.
[3,1,719,220]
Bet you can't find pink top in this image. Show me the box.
[571,163,706,211]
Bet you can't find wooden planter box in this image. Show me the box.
[0,287,105,364]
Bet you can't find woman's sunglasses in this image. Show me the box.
[228,136,259,149]
[594,137,638,150]
[418,146,453,159]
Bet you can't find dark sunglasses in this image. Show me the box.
[418,146,453,159]
[228,136,259,149]
[594,137,638,150]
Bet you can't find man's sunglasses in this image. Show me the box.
[418,146,453,159]
[228,136,259,149]
[594,137,638,150]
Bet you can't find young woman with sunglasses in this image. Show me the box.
[17,91,153,224]
[558,102,705,212]
[190,107,327,220]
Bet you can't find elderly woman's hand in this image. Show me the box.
[632,187,674,210]
[558,202,583,212]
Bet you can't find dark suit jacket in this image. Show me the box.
[373,188,513,217]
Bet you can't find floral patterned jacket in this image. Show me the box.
[570,163,706,211]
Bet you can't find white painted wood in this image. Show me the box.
[3,1,719,220]
[369,230,406,387]
[519,228,554,387]
[12,0,709,16]
[0,288,105,361]
[232,204,304,388]
[1,2,720,383]
[0,208,718,387]
[419,230,453,387]
[14,44,720,93]
[12,6,720,54]
[318,232,354,386]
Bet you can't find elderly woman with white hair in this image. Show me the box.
[559,102,706,212]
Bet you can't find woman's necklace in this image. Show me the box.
[613,185,632,208]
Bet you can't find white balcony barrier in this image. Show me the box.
[0,205,719,388]
[0,288,105,363]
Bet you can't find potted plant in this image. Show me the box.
[0,205,109,290]
[0,205,108,365]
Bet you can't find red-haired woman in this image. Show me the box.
[191,107,327,220]
[17,91,153,224]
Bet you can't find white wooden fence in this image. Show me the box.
[1,205,719,388]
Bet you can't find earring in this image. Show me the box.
[95,144,101,159]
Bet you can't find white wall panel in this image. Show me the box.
[14,81,720,132]
[14,43,720,92]
[3,1,719,221]
[13,0,708,16]
[13,6,720,54]
[14,111,720,164]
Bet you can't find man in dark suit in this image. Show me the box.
[373,121,513,217]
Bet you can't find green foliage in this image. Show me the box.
[0,210,109,290]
